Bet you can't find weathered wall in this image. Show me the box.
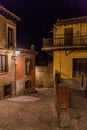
[36,62,54,88]
[0,15,16,48]
[16,52,36,95]
[0,51,16,99]
[0,13,17,99]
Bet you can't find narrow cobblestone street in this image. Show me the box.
[0,88,58,130]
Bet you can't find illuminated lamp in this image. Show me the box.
[15,50,21,57]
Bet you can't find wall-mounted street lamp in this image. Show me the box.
[11,50,21,64]
[15,50,21,57]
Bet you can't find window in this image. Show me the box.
[0,55,8,73]
[73,59,87,77]
[8,28,13,46]
[25,58,33,75]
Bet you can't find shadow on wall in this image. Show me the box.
[55,70,61,84]
[55,70,61,93]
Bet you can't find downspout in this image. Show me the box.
[15,57,16,96]
[60,50,61,77]
[14,49,16,96]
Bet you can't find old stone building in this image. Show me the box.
[42,16,87,89]
[0,5,37,99]
[0,5,20,98]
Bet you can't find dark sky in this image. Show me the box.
[0,0,87,51]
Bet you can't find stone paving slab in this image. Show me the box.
[0,88,58,130]
[0,88,87,130]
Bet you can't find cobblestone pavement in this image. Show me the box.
[0,88,59,130]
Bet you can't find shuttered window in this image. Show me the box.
[8,28,13,46]
[64,28,73,46]
[25,58,33,75]
[0,55,8,73]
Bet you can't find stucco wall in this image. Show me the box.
[53,19,87,89]
[53,50,87,90]
[53,23,87,45]
[54,50,87,79]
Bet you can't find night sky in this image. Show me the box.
[0,0,87,52]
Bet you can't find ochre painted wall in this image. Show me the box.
[53,21,87,79]
[54,50,87,79]
[54,23,87,46]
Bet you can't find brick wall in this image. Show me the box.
[36,62,54,88]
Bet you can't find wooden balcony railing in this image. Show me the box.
[43,35,87,49]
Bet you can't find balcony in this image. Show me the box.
[42,35,87,51]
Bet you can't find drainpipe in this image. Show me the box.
[60,50,61,77]
[14,57,16,96]
[81,74,84,87]
[13,49,16,96]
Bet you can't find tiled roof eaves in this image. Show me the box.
[54,16,87,26]
[0,5,20,22]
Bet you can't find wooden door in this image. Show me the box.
[64,28,73,46]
